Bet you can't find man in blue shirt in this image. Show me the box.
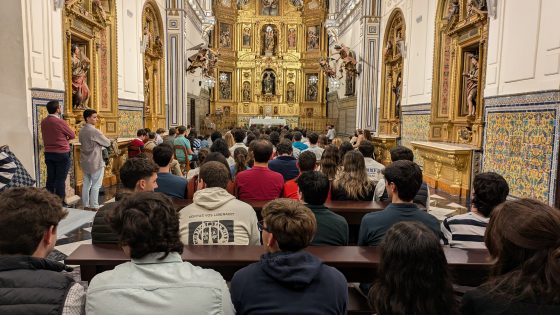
[154,143,188,199]
[292,131,308,152]
[268,140,299,181]
[173,125,193,163]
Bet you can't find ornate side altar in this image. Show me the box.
[372,135,399,166]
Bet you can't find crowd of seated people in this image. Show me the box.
[1,124,560,314]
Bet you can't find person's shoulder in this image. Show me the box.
[319,263,347,285]
[232,261,261,284]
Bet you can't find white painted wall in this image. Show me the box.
[378,0,436,107]
[184,14,205,97]
[484,0,560,96]
[336,15,363,100]
[0,0,34,174]
[117,0,167,102]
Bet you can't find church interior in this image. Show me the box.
[1,0,560,313]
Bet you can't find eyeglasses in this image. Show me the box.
[257,220,270,233]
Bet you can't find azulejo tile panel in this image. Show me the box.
[401,113,430,149]
[118,110,144,138]
[483,96,559,204]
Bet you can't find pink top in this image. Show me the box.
[235,166,284,202]
[40,115,75,153]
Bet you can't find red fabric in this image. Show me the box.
[235,166,284,201]
[40,116,75,153]
[128,139,145,158]
[283,178,299,200]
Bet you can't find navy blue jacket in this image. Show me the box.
[268,156,299,181]
[230,250,348,315]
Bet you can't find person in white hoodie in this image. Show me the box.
[179,161,260,245]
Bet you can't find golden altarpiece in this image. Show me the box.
[62,0,128,192]
[373,9,405,165]
[210,0,328,127]
[412,0,488,197]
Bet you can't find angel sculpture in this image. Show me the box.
[185,48,208,73]
[319,58,337,78]
[204,48,220,77]
[332,44,358,78]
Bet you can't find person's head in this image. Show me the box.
[390,145,414,162]
[108,192,183,259]
[358,140,375,159]
[318,135,328,148]
[83,109,98,125]
[156,128,166,135]
[119,157,159,191]
[308,132,319,145]
[136,129,147,141]
[153,143,174,167]
[320,145,340,180]
[297,171,329,205]
[370,221,457,315]
[253,139,274,163]
[199,161,230,189]
[177,125,187,135]
[0,187,67,257]
[203,152,231,179]
[333,150,374,200]
[246,132,256,145]
[276,139,293,156]
[338,141,354,164]
[233,128,246,143]
[211,131,222,142]
[260,199,316,252]
[46,100,61,115]
[471,172,509,217]
[210,138,231,158]
[364,129,372,140]
[144,128,151,134]
[383,160,422,202]
[269,131,280,147]
[233,147,249,176]
[331,137,342,148]
[293,131,303,142]
[224,132,235,148]
[484,199,560,303]
[71,44,79,55]
[297,151,317,172]
[284,132,294,141]
[168,127,176,136]
[147,132,156,141]
[197,148,209,165]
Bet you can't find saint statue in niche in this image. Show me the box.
[242,81,251,102]
[392,73,402,118]
[71,44,91,109]
[306,76,318,101]
[288,28,297,49]
[462,54,478,117]
[262,25,276,56]
[219,72,231,100]
[286,82,295,103]
[242,27,251,47]
[262,71,276,95]
[261,0,279,15]
[219,24,231,48]
[307,26,320,50]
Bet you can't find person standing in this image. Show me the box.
[40,100,75,204]
[79,109,110,210]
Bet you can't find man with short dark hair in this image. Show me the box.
[292,131,308,154]
[235,140,284,201]
[283,151,317,199]
[358,160,440,247]
[302,132,324,160]
[297,171,348,245]
[179,161,259,245]
[163,127,176,147]
[40,100,75,204]
[229,128,248,156]
[230,198,348,314]
[268,139,298,181]
[79,109,110,210]
[144,132,157,152]
[153,144,187,199]
[174,125,193,163]
[358,140,385,186]
[91,157,159,244]
[0,187,85,314]
[441,172,509,249]
[128,129,147,158]
[210,131,222,143]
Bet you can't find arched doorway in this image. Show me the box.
[142,1,166,130]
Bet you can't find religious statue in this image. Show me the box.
[445,0,459,21]
[319,58,336,78]
[71,44,90,109]
[307,26,320,50]
[463,54,478,117]
[92,0,107,26]
[237,0,249,9]
[220,72,231,99]
[332,44,357,78]
[242,27,251,47]
[467,0,487,16]
[219,24,231,48]
[185,48,208,73]
[144,66,150,114]
[261,0,279,15]
[287,28,297,49]
[262,71,275,95]
[345,70,355,96]
[263,25,276,56]
[242,81,251,102]
[392,73,402,118]
[286,82,295,103]
[289,0,303,10]
[306,80,318,101]
[205,49,219,77]
[395,30,405,56]
[384,40,393,59]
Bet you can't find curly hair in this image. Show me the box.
[108,192,183,259]
[472,172,509,217]
[370,221,458,315]
[0,187,67,255]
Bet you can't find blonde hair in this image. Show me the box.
[224,131,235,148]
[331,137,343,148]
[333,151,374,200]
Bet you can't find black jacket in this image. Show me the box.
[0,256,75,315]
[91,192,128,244]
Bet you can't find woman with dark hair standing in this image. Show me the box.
[369,221,458,315]
[461,199,560,315]
[331,151,375,201]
